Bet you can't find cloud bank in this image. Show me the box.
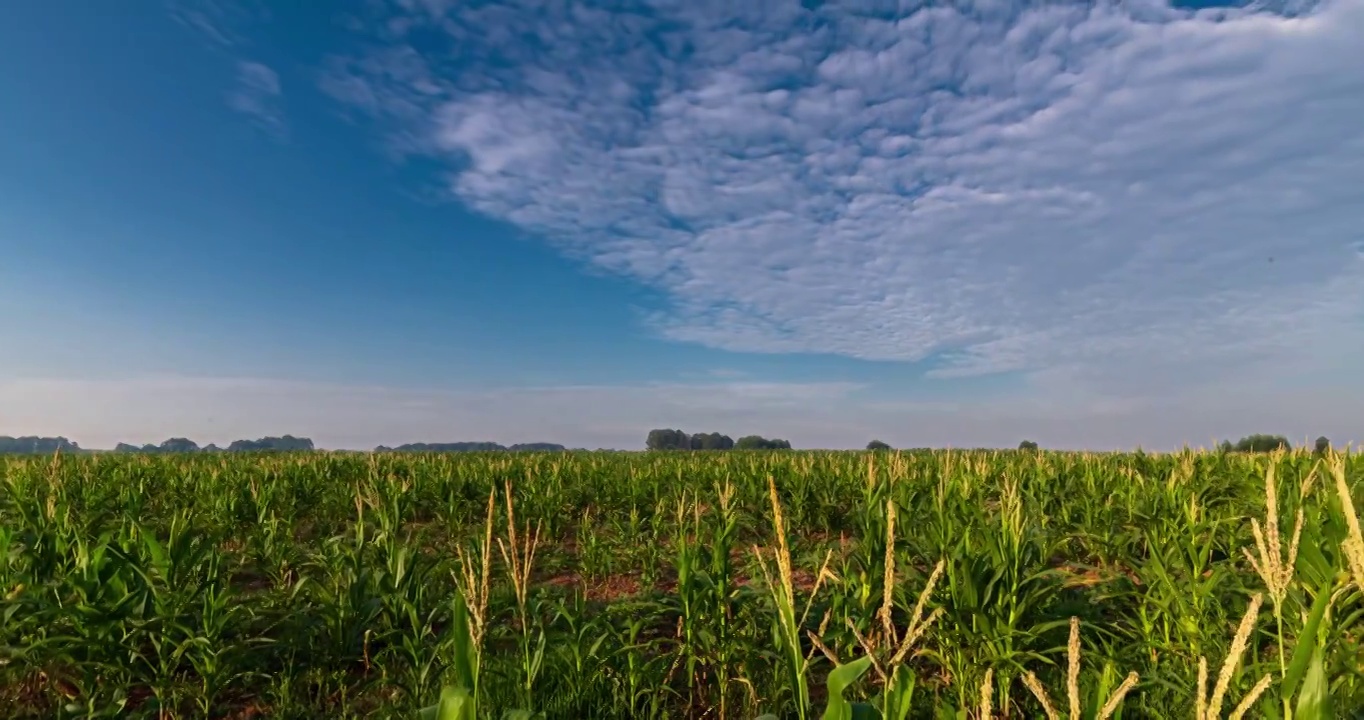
[324,0,1364,401]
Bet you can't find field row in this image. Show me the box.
[0,449,1361,718]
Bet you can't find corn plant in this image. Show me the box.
[0,446,1359,718]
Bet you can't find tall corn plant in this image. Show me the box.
[419,481,544,720]
[672,481,745,717]
[497,479,546,714]
[805,496,945,720]
[1019,617,1139,720]
[419,488,494,720]
[753,475,837,720]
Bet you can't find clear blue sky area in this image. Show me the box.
[2,1,1360,450]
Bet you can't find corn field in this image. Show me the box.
[1,448,1361,719]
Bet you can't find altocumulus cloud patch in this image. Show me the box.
[323,0,1364,398]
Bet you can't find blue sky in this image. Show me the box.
[1,0,1361,450]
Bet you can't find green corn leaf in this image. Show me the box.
[447,588,479,696]
[416,686,474,720]
[934,703,967,720]
[821,656,875,720]
[529,627,547,680]
[1292,646,1333,720]
[137,524,168,574]
[881,665,916,720]
[1282,581,1334,704]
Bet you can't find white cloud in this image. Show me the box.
[323,0,1364,404]
[168,2,288,137]
[227,60,286,138]
[1,376,1358,451]
[167,0,258,47]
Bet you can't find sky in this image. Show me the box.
[1,0,1362,451]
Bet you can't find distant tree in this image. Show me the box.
[1315,436,1331,454]
[1018,440,1039,451]
[1231,434,1291,453]
[509,443,568,452]
[227,435,315,452]
[735,435,792,450]
[114,437,204,454]
[866,440,892,451]
[689,432,735,450]
[158,438,201,453]
[646,429,691,450]
[0,436,81,455]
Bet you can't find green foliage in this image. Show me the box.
[113,438,204,454]
[0,435,82,454]
[646,429,788,451]
[1315,436,1331,454]
[416,686,475,720]
[734,435,792,450]
[646,428,691,450]
[224,435,315,452]
[690,432,736,450]
[1229,433,1292,452]
[645,429,735,450]
[1018,440,1039,451]
[865,440,892,451]
[1,448,1361,718]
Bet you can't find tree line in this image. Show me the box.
[0,436,570,455]
[645,429,792,451]
[1216,434,1335,454]
[0,432,1342,455]
[0,435,319,455]
[868,435,1338,454]
[113,436,316,454]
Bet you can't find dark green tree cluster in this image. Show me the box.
[1218,434,1292,453]
[1315,436,1331,454]
[108,436,313,454]
[1,435,323,455]
[645,429,788,450]
[645,429,691,450]
[734,435,792,450]
[866,440,892,451]
[0,436,81,454]
[646,429,737,450]
[226,436,315,452]
[1018,440,1039,451]
[114,438,205,454]
[690,432,736,450]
